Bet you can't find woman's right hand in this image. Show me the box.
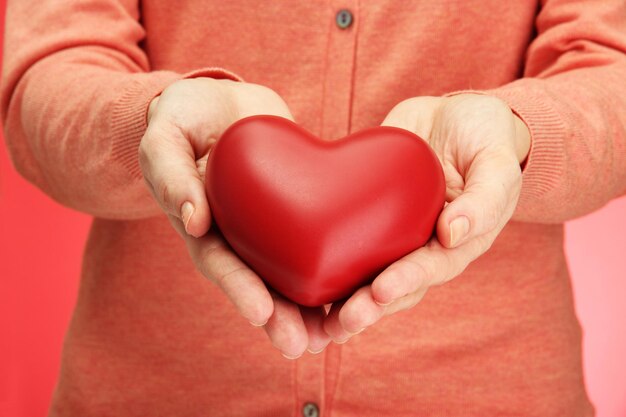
[139,78,331,358]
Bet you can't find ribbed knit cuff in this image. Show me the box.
[444,83,566,216]
[110,67,244,180]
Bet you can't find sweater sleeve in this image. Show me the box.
[1,0,241,219]
[485,0,626,223]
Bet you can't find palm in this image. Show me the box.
[322,94,527,343]
[142,78,330,358]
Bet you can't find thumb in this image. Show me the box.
[436,150,521,248]
[139,123,212,238]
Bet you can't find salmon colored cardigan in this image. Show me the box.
[3,1,626,416]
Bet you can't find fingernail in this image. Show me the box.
[281,352,301,360]
[449,216,470,247]
[307,348,325,355]
[374,298,392,307]
[181,201,195,233]
[334,335,351,344]
[249,319,268,327]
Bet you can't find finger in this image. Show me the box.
[264,292,309,359]
[334,286,426,336]
[324,298,375,344]
[323,301,351,344]
[300,305,331,354]
[139,125,211,238]
[436,149,521,248]
[381,96,442,140]
[329,285,430,341]
[380,287,429,316]
[337,286,385,334]
[371,237,485,305]
[176,219,274,327]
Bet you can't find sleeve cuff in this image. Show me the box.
[110,68,244,180]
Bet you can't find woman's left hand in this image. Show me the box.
[323,93,531,343]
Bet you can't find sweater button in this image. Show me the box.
[302,402,320,417]
[335,9,353,29]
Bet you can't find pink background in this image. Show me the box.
[1,2,625,416]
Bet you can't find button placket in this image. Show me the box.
[296,3,359,416]
[295,352,325,417]
[320,0,360,141]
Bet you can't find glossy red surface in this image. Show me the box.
[206,115,445,306]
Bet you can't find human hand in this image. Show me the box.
[139,78,330,358]
[323,93,531,342]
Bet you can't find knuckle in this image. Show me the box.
[155,180,174,211]
[164,78,205,96]
[195,241,242,288]
[474,95,508,113]
[246,82,278,98]
[479,95,508,110]
[438,252,458,284]
[215,265,248,289]
[396,258,431,286]
[197,237,222,261]
[448,94,509,121]
[390,97,419,116]
[480,202,501,232]
[231,83,292,119]
[253,85,288,108]
[473,185,506,233]
[197,240,222,268]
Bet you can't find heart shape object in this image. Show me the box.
[206,115,445,307]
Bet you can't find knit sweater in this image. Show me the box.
[3,1,626,416]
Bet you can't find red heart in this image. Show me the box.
[206,115,445,307]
